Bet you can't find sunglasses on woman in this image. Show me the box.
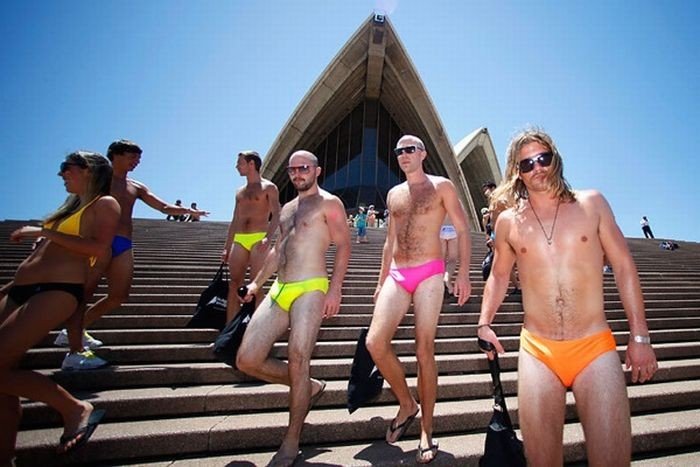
[59,161,87,173]
[518,152,553,173]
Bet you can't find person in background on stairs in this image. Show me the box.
[354,206,369,243]
[483,180,521,295]
[477,128,658,466]
[236,150,351,467]
[0,151,119,461]
[165,199,185,221]
[221,150,281,323]
[366,135,472,464]
[439,215,458,297]
[640,215,654,239]
[55,140,209,371]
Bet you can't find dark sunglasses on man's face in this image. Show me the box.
[518,152,553,173]
[393,145,421,156]
[59,161,87,173]
[287,164,314,175]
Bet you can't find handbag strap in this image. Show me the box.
[214,262,229,283]
[487,353,515,428]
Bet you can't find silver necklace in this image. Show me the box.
[529,199,560,245]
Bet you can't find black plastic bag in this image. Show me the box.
[478,338,526,467]
[481,249,494,281]
[186,263,229,330]
[213,286,255,368]
[347,328,384,413]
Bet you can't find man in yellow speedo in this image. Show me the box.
[222,150,281,323]
[236,150,351,467]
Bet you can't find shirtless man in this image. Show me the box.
[58,140,209,370]
[235,150,350,467]
[366,135,471,464]
[477,128,658,466]
[221,150,281,322]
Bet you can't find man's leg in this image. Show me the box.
[63,253,111,352]
[235,294,291,384]
[248,243,268,307]
[226,243,251,322]
[572,351,631,467]
[518,350,567,465]
[365,279,417,442]
[412,274,444,459]
[84,249,134,328]
[271,291,326,466]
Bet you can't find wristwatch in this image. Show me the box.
[632,335,651,344]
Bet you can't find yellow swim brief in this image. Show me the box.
[269,277,329,312]
[233,232,267,252]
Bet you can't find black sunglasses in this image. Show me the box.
[59,161,87,173]
[393,145,422,156]
[518,152,553,173]
[287,164,315,175]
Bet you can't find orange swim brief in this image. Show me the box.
[520,327,617,388]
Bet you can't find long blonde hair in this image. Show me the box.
[45,152,113,224]
[490,127,575,211]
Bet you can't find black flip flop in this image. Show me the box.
[416,441,439,464]
[386,407,419,444]
[58,408,105,454]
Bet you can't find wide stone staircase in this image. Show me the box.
[2,218,699,466]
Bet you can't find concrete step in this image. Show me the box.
[15,405,700,465]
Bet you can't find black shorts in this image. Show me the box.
[7,283,84,306]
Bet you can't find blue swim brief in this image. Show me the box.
[111,235,133,258]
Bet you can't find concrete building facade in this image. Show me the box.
[261,14,501,230]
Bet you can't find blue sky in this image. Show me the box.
[1,1,698,242]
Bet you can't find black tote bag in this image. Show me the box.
[213,286,255,368]
[186,263,229,330]
[347,328,384,413]
[478,338,526,467]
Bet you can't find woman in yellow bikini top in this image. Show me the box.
[1,151,120,457]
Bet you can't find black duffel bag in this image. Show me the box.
[213,286,256,368]
[186,263,229,330]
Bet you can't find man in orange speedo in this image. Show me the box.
[477,128,657,466]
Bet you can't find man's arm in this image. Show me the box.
[441,180,472,305]
[259,183,281,251]
[244,240,281,301]
[323,196,352,318]
[135,181,209,219]
[222,192,242,262]
[477,212,516,357]
[595,191,657,383]
[374,192,396,302]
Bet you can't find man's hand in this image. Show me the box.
[453,273,471,306]
[625,340,658,383]
[477,324,505,361]
[240,283,258,303]
[373,285,382,303]
[322,287,341,319]
[254,237,270,253]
